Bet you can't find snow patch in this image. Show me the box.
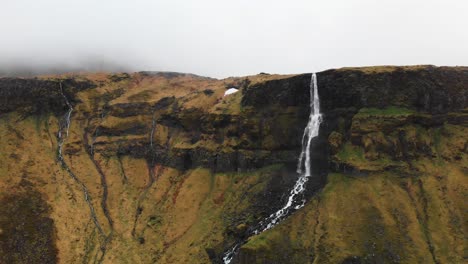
[224,88,239,96]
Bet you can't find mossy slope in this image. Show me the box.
[0,66,466,264]
[237,105,467,264]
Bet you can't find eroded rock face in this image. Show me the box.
[318,66,468,113]
[90,81,314,174]
[0,66,466,264]
[2,66,465,174]
[0,77,96,115]
[232,67,467,264]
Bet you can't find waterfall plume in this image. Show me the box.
[223,73,322,263]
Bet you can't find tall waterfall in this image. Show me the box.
[223,73,322,264]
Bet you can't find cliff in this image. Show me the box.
[0,66,466,264]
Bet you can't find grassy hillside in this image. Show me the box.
[0,66,466,264]
[237,107,467,263]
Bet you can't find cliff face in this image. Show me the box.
[235,66,468,264]
[0,66,466,264]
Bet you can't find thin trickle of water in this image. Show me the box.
[132,110,158,237]
[57,83,73,158]
[223,73,322,264]
[56,82,106,237]
[90,111,106,156]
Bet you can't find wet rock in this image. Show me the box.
[328,131,344,154]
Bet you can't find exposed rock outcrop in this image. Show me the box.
[0,77,95,115]
[0,66,465,264]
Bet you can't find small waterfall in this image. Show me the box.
[223,73,322,264]
[57,83,74,159]
[90,110,106,156]
[56,83,104,233]
[131,110,159,237]
[56,83,109,262]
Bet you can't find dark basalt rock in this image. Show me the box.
[107,97,177,118]
[8,66,464,177]
[243,66,468,115]
[108,102,153,117]
[242,74,311,108]
[0,77,96,116]
[89,66,468,178]
[2,66,465,263]
[108,73,131,82]
[211,66,468,263]
[154,96,176,110]
[318,66,468,113]
[97,123,149,136]
[105,68,466,177]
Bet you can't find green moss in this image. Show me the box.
[321,173,353,196]
[34,114,47,134]
[357,106,415,117]
[336,142,366,163]
[335,140,404,172]
[432,127,442,154]
[338,65,432,74]
[244,235,271,251]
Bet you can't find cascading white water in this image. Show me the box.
[257,72,321,231]
[297,72,321,177]
[223,73,322,264]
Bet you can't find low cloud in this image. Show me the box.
[1,0,467,78]
[0,58,133,77]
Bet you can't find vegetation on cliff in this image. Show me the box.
[0,66,466,263]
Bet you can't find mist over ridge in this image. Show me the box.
[1,0,467,78]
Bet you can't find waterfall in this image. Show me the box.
[223,73,322,264]
[131,109,158,237]
[297,72,321,177]
[56,82,107,242]
[57,83,74,160]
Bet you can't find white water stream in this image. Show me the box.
[56,83,106,237]
[57,83,73,158]
[223,73,322,263]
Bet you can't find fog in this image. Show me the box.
[1,0,467,78]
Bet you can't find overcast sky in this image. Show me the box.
[1,0,467,78]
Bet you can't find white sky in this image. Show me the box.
[1,0,467,78]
